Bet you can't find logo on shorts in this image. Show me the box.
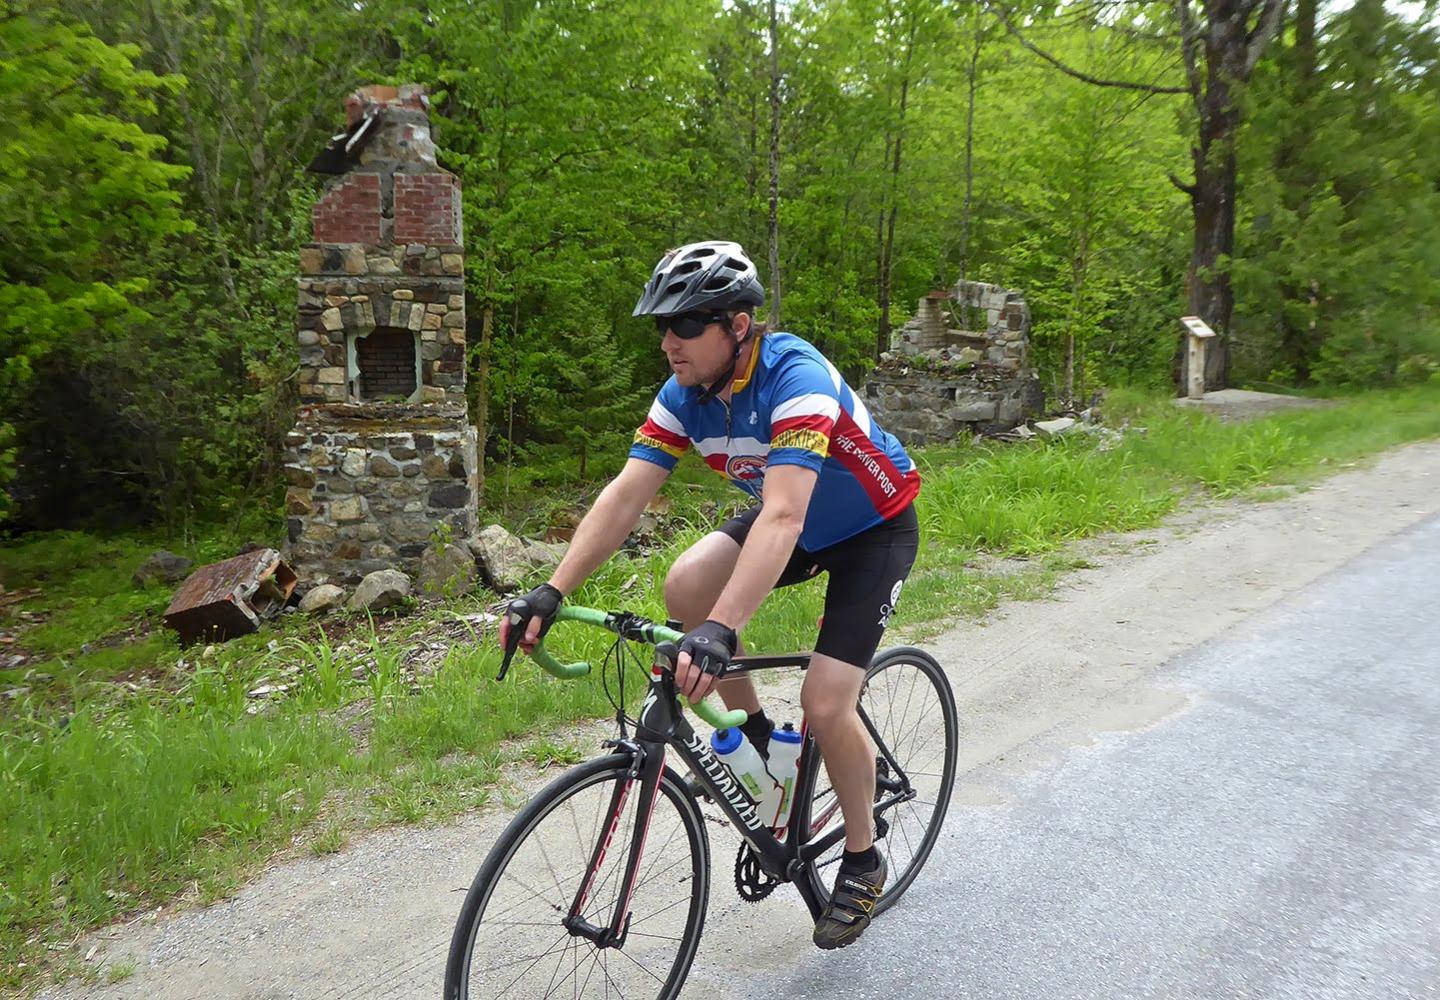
[726,455,767,483]
[878,579,904,627]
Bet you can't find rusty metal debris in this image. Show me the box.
[163,549,298,643]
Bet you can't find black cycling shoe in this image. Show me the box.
[813,853,887,950]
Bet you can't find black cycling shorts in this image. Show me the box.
[717,503,919,668]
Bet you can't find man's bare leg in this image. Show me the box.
[800,654,874,851]
[663,531,761,713]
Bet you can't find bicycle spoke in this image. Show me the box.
[451,762,705,1000]
[795,652,956,919]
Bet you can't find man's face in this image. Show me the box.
[659,313,748,388]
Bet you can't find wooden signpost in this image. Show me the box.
[1180,316,1217,399]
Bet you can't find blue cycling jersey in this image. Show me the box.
[630,332,920,551]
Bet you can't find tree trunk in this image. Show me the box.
[766,0,783,327]
[878,14,917,362]
[957,22,981,331]
[1184,146,1238,390]
[1178,6,1253,394]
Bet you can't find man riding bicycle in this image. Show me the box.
[500,240,920,950]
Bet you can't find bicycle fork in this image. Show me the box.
[562,740,665,949]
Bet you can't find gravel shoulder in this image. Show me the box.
[37,439,1440,1000]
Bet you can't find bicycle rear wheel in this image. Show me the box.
[444,754,710,1000]
[796,646,958,914]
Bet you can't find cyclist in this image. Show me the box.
[500,240,920,950]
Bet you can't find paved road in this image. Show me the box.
[748,514,1440,1000]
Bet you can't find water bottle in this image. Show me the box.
[710,727,770,807]
[766,723,804,829]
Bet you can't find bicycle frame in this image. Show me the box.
[563,648,921,947]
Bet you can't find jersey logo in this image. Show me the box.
[749,411,758,425]
[726,455,767,483]
[878,579,904,627]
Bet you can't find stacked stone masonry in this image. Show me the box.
[286,83,479,586]
[862,279,1044,445]
[283,406,479,585]
[295,245,466,405]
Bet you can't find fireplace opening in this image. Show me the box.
[350,327,419,401]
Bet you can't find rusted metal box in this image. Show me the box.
[164,549,298,643]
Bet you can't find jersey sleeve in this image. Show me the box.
[766,354,840,473]
[629,386,690,471]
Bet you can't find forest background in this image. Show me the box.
[2,0,1438,536]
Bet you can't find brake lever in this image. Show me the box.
[496,599,529,681]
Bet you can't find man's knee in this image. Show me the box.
[663,533,737,621]
[801,658,865,734]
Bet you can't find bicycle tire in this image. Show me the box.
[444,754,710,1000]
[794,645,959,915]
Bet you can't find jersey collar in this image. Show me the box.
[727,336,763,396]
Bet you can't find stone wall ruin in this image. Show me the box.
[862,280,1044,444]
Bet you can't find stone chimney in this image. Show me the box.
[283,85,479,587]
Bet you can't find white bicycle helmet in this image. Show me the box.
[633,241,765,317]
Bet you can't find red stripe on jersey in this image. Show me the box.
[703,453,729,474]
[828,410,920,519]
[771,412,836,438]
[637,419,688,450]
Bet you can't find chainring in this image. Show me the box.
[734,841,780,902]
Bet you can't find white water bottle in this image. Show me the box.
[766,723,804,829]
[710,727,771,808]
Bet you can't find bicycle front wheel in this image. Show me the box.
[796,645,959,914]
[444,754,710,1000]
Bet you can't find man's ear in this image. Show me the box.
[732,311,752,345]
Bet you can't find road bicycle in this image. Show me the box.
[444,603,958,999]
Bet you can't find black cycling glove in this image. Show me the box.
[678,619,738,680]
[506,583,563,645]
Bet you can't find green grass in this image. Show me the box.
[3,382,1440,992]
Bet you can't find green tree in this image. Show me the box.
[0,2,189,519]
[1234,0,1440,387]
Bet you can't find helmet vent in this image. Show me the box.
[632,240,764,317]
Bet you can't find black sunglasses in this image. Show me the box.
[656,311,728,339]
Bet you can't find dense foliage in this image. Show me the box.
[1,0,1436,532]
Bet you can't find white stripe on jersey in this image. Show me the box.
[821,357,844,392]
[771,393,840,424]
[648,399,687,437]
[693,435,770,458]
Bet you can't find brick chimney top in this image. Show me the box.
[308,83,460,247]
[344,84,430,127]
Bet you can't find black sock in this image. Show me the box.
[739,710,774,759]
[841,846,880,871]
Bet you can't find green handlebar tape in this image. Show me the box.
[690,699,749,730]
[556,606,611,628]
[529,645,591,679]
[528,606,748,728]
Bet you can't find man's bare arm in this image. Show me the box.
[709,463,818,631]
[500,458,669,653]
[673,464,817,701]
[549,458,670,595]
